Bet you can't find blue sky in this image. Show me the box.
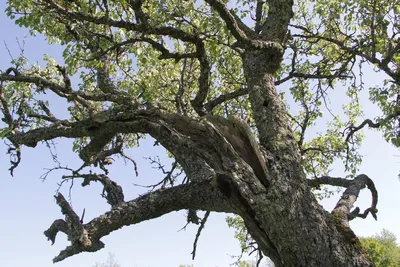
[0,1,399,267]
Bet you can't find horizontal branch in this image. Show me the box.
[204,87,248,112]
[275,72,352,86]
[45,179,233,262]
[0,73,65,92]
[345,110,400,142]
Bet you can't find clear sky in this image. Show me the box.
[0,1,399,267]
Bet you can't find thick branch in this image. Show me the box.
[44,179,233,262]
[79,133,115,164]
[259,0,293,41]
[44,193,104,262]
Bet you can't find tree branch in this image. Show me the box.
[291,25,400,84]
[44,180,233,262]
[204,0,251,43]
[43,0,201,44]
[78,173,125,207]
[345,110,400,142]
[204,87,249,112]
[309,174,378,225]
[190,42,211,116]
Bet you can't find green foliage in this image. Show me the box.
[3,0,397,178]
[360,230,400,267]
[226,215,251,253]
[237,260,256,267]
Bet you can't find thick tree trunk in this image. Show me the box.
[226,49,373,266]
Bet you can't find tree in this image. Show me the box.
[0,0,398,266]
[360,230,400,267]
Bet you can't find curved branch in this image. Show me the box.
[345,109,400,142]
[44,179,233,262]
[310,174,378,225]
[5,107,222,184]
[79,174,125,206]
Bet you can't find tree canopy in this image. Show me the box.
[0,0,399,266]
[360,230,400,267]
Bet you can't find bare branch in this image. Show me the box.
[345,110,400,142]
[291,25,400,84]
[309,174,378,224]
[191,211,211,260]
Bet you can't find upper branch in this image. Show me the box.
[44,0,201,44]
[254,0,264,33]
[345,110,400,142]
[291,25,400,85]
[190,41,211,116]
[259,0,293,41]
[204,0,252,43]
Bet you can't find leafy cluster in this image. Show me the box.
[360,230,400,267]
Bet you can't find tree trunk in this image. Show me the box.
[214,49,373,266]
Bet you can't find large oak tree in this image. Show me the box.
[1,0,399,266]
